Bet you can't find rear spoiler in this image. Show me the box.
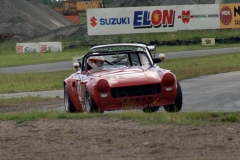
[147,45,156,58]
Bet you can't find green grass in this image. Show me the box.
[156,43,240,52]
[159,52,240,80]
[1,43,239,68]
[0,44,88,67]
[1,29,240,123]
[85,29,240,45]
[114,111,240,125]
[136,29,240,42]
[0,70,73,93]
[1,29,240,68]
[0,111,239,124]
[0,96,239,124]
[0,111,104,124]
[0,52,239,93]
[0,96,61,106]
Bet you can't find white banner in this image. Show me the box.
[87,4,220,35]
[16,43,39,53]
[38,42,62,53]
[87,6,177,35]
[16,42,62,53]
[176,4,220,30]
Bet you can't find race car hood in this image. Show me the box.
[89,67,162,87]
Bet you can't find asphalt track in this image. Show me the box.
[0,47,240,112]
[0,47,240,74]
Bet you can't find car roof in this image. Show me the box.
[90,43,147,51]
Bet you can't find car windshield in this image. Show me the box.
[85,51,151,73]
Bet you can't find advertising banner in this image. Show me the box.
[87,6,177,35]
[16,43,39,53]
[38,42,62,53]
[16,42,62,53]
[87,4,222,35]
[176,4,220,30]
[220,3,240,28]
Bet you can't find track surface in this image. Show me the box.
[0,47,239,112]
[0,47,239,74]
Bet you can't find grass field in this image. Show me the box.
[1,109,240,124]
[1,29,240,67]
[0,30,240,122]
[0,52,239,94]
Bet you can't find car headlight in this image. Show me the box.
[162,72,175,86]
[96,79,110,92]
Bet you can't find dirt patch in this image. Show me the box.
[0,98,63,113]
[0,99,240,159]
[0,119,240,159]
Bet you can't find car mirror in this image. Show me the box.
[153,53,165,63]
[73,62,81,70]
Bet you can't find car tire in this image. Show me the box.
[164,81,183,113]
[64,85,77,113]
[84,87,98,113]
[142,106,160,113]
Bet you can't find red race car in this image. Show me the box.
[64,43,182,113]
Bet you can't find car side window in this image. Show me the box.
[139,52,150,66]
[129,53,150,66]
[130,53,140,66]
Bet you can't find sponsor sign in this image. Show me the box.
[16,43,39,53]
[176,4,220,30]
[87,4,240,35]
[38,42,62,53]
[16,42,62,53]
[220,3,240,28]
[87,4,221,35]
[41,45,47,52]
[133,9,175,29]
[16,46,24,53]
[87,6,177,35]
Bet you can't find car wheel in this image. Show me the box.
[84,87,98,113]
[142,106,160,113]
[164,81,183,112]
[64,85,77,113]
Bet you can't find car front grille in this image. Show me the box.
[111,84,161,98]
